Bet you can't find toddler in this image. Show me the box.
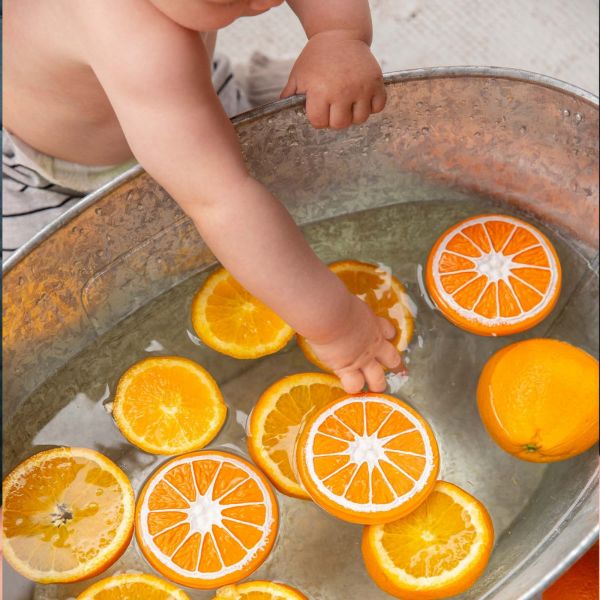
[3,0,401,393]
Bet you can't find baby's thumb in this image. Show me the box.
[280,76,297,99]
[378,317,396,340]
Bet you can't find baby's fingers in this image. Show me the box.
[378,317,396,340]
[305,94,330,129]
[329,102,354,129]
[363,361,387,393]
[337,369,365,395]
[376,340,402,370]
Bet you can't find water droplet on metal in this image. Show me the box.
[562,109,571,117]
[95,207,102,215]
[519,126,527,134]
[421,127,430,135]
[574,113,583,124]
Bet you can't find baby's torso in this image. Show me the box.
[3,0,215,167]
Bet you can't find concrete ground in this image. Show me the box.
[217,0,599,96]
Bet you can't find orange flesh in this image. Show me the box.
[137,452,278,588]
[114,357,226,453]
[298,394,439,524]
[191,268,293,358]
[3,449,133,582]
[427,215,561,335]
[249,374,346,497]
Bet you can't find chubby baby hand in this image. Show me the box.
[306,296,402,394]
[281,31,386,129]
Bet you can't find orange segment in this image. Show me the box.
[77,573,190,599]
[191,268,294,359]
[2,447,134,584]
[247,373,346,498]
[297,260,414,371]
[477,339,599,462]
[213,580,308,600]
[362,481,494,599]
[426,214,561,335]
[136,451,278,589]
[296,394,439,525]
[112,356,227,455]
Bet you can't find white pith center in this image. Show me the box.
[348,434,387,468]
[187,494,223,534]
[475,250,512,283]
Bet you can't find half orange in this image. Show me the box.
[191,268,294,359]
[136,451,278,589]
[426,214,561,335]
[362,481,494,599]
[2,447,134,583]
[247,372,346,498]
[298,260,414,371]
[77,573,190,599]
[213,580,308,599]
[296,393,439,524]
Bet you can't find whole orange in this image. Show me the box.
[477,339,598,462]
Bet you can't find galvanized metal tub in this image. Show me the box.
[3,67,598,599]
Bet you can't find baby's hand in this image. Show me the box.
[281,31,386,129]
[305,296,402,394]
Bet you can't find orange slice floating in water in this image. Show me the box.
[213,580,308,600]
[113,356,227,455]
[298,260,414,371]
[362,481,494,599]
[191,268,294,359]
[2,447,135,583]
[77,573,190,599]
[136,451,278,589]
[296,393,439,524]
[247,372,346,498]
[426,214,561,336]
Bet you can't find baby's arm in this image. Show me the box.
[284,0,386,129]
[75,0,400,392]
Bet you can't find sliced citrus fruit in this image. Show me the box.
[77,573,190,599]
[426,214,561,335]
[477,338,599,462]
[136,450,278,589]
[2,447,134,583]
[298,260,414,370]
[362,481,494,599]
[113,356,227,455]
[247,373,346,498]
[213,580,308,600]
[191,267,294,359]
[296,393,439,524]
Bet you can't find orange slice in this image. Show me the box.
[213,580,308,599]
[247,373,346,498]
[426,214,561,335]
[77,573,190,599]
[296,393,439,524]
[298,260,414,371]
[477,339,599,462]
[191,268,294,359]
[2,447,134,583]
[136,451,278,589]
[113,357,227,455]
[362,481,494,600]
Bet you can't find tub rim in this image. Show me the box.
[3,65,598,274]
